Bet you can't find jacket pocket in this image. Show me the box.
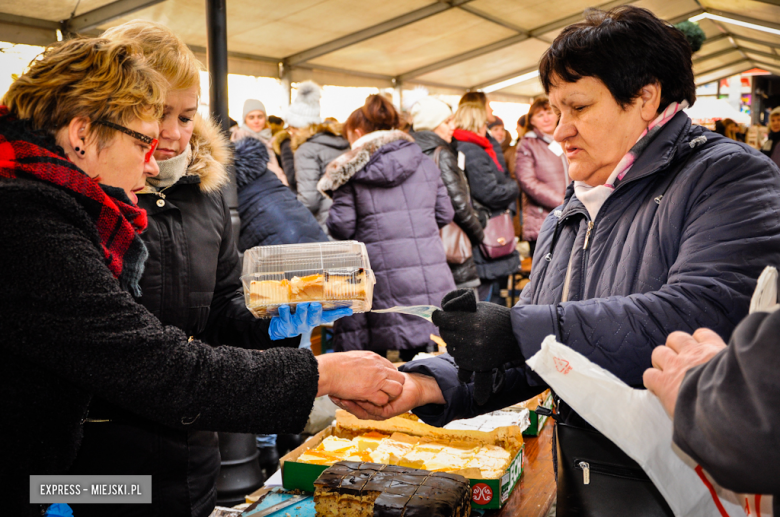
[189,292,214,335]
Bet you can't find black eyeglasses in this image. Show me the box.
[95,120,159,163]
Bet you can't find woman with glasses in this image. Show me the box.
[0,37,404,517]
[63,21,352,517]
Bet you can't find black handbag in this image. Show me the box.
[553,405,675,517]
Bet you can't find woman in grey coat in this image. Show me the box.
[320,95,456,361]
[287,81,349,231]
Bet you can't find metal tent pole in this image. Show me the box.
[205,0,240,242]
[206,0,230,133]
[206,0,263,502]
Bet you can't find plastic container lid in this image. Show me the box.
[241,241,375,318]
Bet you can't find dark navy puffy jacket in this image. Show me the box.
[234,137,327,250]
[404,112,780,425]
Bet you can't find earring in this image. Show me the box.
[75,146,85,156]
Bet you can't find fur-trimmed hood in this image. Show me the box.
[318,130,418,197]
[187,114,233,193]
[291,120,343,151]
[272,129,290,156]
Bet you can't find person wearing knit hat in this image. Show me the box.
[286,81,348,232]
[410,97,453,133]
[286,81,323,129]
[232,99,289,186]
[242,99,268,133]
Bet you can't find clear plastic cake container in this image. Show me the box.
[241,241,375,318]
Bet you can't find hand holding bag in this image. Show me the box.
[479,210,516,259]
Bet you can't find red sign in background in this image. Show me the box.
[472,483,493,505]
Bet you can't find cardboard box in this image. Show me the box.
[515,390,554,436]
[280,412,525,510]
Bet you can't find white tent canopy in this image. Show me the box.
[684,97,752,124]
[1,0,780,102]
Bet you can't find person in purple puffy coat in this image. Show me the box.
[319,95,456,361]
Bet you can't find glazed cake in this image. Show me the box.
[313,462,471,517]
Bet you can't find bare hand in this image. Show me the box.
[331,372,445,421]
[643,328,727,417]
[316,351,405,406]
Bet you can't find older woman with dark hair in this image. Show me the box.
[336,6,780,516]
[0,38,404,517]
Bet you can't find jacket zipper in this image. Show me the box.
[579,220,594,300]
[574,458,650,483]
[583,221,594,250]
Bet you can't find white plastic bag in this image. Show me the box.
[525,336,746,517]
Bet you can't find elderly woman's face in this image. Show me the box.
[60,118,160,204]
[94,119,160,204]
[549,76,660,187]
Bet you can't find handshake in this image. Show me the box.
[317,289,524,420]
[317,351,446,421]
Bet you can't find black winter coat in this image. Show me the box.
[0,177,319,517]
[235,137,328,250]
[453,137,520,281]
[273,130,296,193]
[70,117,297,517]
[413,130,484,288]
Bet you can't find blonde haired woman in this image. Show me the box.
[452,102,520,302]
[0,38,402,517]
[61,21,355,516]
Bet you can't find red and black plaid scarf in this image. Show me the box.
[453,128,504,172]
[0,106,149,296]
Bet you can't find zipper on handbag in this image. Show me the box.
[579,461,590,485]
[573,458,650,482]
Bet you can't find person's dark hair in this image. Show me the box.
[459,91,488,107]
[267,115,283,125]
[539,5,696,112]
[344,94,399,137]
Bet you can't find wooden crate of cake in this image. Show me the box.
[280,411,525,510]
[241,241,375,318]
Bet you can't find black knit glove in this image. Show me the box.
[432,289,524,406]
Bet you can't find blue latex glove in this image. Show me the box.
[44,504,73,517]
[269,302,353,340]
